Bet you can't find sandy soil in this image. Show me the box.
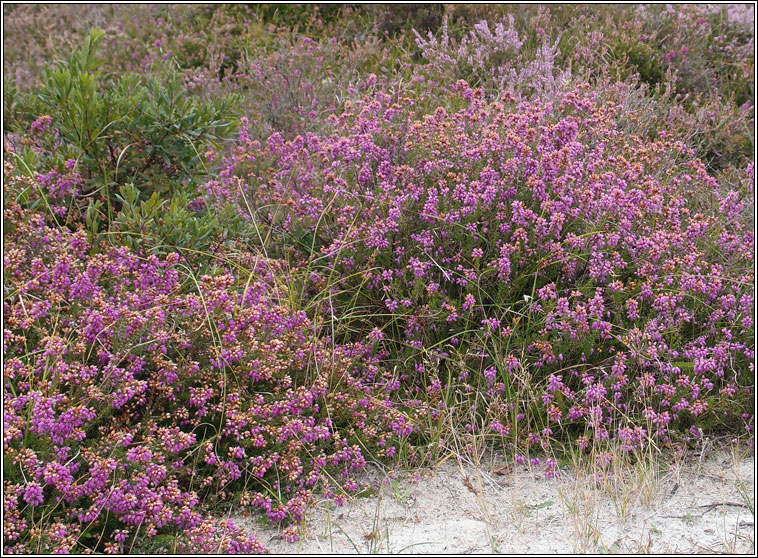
[236,446,755,554]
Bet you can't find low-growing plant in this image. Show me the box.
[208,80,754,457]
[3,166,424,552]
[1,5,754,555]
[412,14,575,101]
[34,30,237,216]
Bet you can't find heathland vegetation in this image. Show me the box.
[2,4,754,553]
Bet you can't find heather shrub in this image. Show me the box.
[3,3,119,88]
[413,14,575,102]
[227,34,391,140]
[209,81,754,454]
[487,4,755,106]
[1,5,755,554]
[410,6,754,169]
[3,166,420,552]
[638,4,755,106]
[3,5,232,89]
[3,195,260,553]
[599,75,754,171]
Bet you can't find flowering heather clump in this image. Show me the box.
[408,5,754,169]
[2,4,755,554]
[413,15,573,101]
[639,4,755,105]
[210,80,754,453]
[228,34,390,139]
[3,166,418,553]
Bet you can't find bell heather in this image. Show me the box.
[3,163,415,553]
[208,79,753,455]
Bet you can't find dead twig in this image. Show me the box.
[697,502,751,513]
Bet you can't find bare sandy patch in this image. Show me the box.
[236,445,755,554]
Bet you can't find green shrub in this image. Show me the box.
[111,182,248,257]
[37,29,238,214]
[610,37,664,87]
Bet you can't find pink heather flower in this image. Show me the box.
[30,115,52,135]
[282,525,300,543]
[544,458,558,479]
[368,328,384,342]
[490,421,510,436]
[23,483,44,506]
[229,446,245,459]
[385,299,399,312]
[505,355,520,373]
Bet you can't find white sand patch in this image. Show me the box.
[236,447,755,554]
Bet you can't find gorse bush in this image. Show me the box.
[209,81,754,452]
